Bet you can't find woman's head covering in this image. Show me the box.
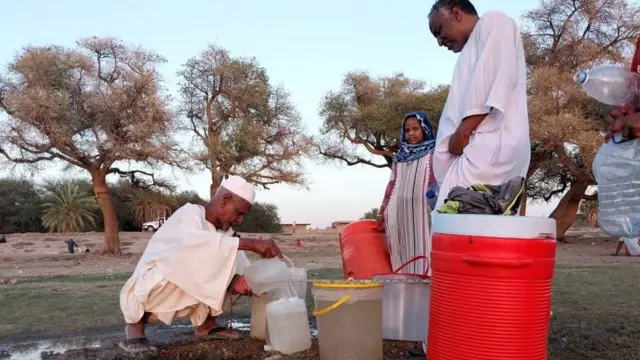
[393,111,436,163]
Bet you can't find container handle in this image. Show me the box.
[462,255,533,268]
[393,255,430,278]
[312,295,351,317]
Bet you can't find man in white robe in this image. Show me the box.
[119,175,282,353]
[414,1,531,357]
[428,0,531,212]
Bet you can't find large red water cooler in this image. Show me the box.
[427,214,557,360]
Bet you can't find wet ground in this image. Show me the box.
[0,317,418,360]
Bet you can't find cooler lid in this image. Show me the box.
[432,214,556,239]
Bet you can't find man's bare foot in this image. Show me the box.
[125,322,145,339]
[195,316,241,340]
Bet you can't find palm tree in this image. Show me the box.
[41,181,99,233]
[128,189,175,227]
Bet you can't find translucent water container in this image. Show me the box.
[574,65,640,238]
[244,257,290,295]
[593,137,640,237]
[249,295,269,340]
[266,296,312,354]
[312,281,384,360]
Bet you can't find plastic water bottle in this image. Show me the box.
[426,182,440,210]
[578,66,640,237]
[573,65,639,106]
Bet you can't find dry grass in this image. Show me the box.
[549,265,640,360]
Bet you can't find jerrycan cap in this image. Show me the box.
[574,71,588,84]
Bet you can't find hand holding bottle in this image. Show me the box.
[606,111,640,142]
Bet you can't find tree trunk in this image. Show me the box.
[549,181,589,241]
[208,131,224,199]
[91,170,121,255]
[519,194,527,216]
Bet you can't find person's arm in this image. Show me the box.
[448,114,488,155]
[450,13,520,155]
[238,237,282,259]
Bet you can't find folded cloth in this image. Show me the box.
[437,177,525,215]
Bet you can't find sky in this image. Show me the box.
[0,0,559,227]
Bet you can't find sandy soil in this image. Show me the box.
[0,232,343,279]
[0,227,636,281]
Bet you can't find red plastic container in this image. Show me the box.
[427,214,557,360]
[339,220,393,279]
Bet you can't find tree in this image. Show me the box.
[127,188,176,227]
[579,199,600,228]
[317,72,449,168]
[0,178,43,233]
[177,45,313,196]
[0,37,181,254]
[361,208,379,220]
[522,0,640,239]
[234,202,282,233]
[172,190,207,210]
[41,181,99,233]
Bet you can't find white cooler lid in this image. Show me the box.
[432,214,556,239]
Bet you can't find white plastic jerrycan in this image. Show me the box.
[265,283,312,354]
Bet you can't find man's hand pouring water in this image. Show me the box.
[239,237,283,260]
[606,103,640,142]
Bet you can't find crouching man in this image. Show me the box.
[119,175,282,353]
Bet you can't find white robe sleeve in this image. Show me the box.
[149,204,240,313]
[461,14,519,124]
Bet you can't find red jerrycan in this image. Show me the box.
[339,220,392,279]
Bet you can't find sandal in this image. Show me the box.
[197,326,242,341]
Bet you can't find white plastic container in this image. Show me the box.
[250,295,269,340]
[266,295,312,355]
[244,257,290,295]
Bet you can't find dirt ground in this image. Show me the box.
[0,227,634,280]
[0,232,343,279]
[1,227,640,359]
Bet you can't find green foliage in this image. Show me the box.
[234,202,282,233]
[361,208,379,220]
[0,177,210,233]
[318,72,448,168]
[0,178,44,233]
[41,181,99,233]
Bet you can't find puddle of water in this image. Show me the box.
[2,338,100,360]
[172,321,318,337]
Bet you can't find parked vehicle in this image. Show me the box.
[142,217,166,232]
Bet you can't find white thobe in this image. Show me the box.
[120,203,251,326]
[432,11,531,211]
